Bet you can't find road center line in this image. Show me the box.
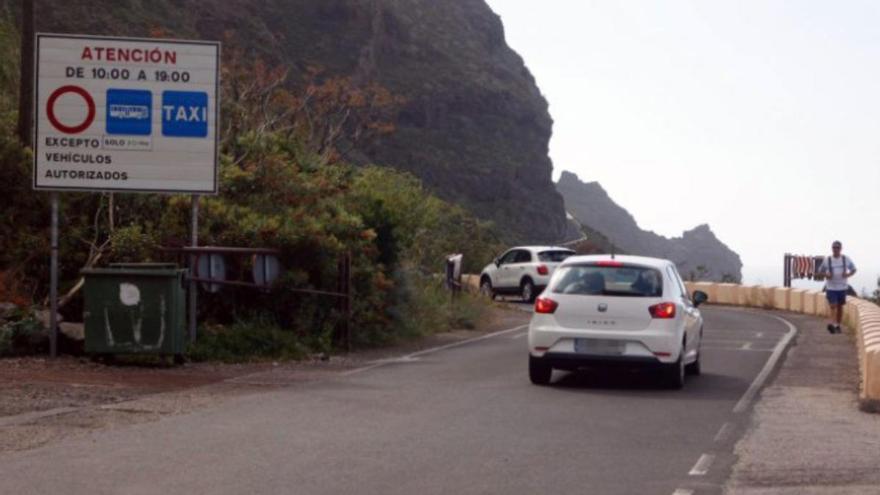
[688,453,715,476]
[341,324,529,376]
[732,315,798,414]
[714,422,733,443]
[672,489,694,495]
[510,331,528,339]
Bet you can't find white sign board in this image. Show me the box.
[34,34,220,193]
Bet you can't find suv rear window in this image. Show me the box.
[550,264,663,297]
[538,250,575,263]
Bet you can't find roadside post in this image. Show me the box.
[33,34,220,356]
[446,254,463,304]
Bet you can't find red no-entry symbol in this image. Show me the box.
[46,85,96,134]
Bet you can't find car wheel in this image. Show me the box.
[664,345,686,389]
[480,278,496,300]
[529,355,552,385]
[685,347,702,376]
[521,278,536,303]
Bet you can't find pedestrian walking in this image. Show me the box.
[818,240,857,334]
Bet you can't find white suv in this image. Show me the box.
[527,255,708,389]
[479,246,575,302]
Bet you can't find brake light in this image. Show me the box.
[535,297,559,314]
[649,302,677,319]
[596,261,624,267]
[537,264,549,275]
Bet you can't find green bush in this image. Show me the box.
[0,308,46,356]
[187,317,308,363]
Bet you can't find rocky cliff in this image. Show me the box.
[19,0,568,243]
[557,171,742,282]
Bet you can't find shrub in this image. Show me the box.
[187,317,308,363]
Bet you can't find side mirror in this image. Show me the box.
[494,258,501,267]
[692,290,709,307]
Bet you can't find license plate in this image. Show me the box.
[574,339,624,356]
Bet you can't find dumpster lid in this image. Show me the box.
[81,267,186,277]
[109,263,180,269]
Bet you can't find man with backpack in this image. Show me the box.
[819,241,857,334]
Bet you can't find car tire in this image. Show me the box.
[663,345,686,389]
[529,355,552,385]
[480,278,496,300]
[521,278,536,303]
[685,347,702,376]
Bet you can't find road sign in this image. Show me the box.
[33,34,220,193]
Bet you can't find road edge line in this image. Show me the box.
[732,314,797,414]
[341,324,529,376]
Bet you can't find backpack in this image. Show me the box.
[823,256,851,293]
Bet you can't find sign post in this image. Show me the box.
[33,34,220,353]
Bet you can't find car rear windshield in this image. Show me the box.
[550,264,663,297]
[538,250,575,263]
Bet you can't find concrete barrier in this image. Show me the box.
[789,289,807,313]
[684,281,880,411]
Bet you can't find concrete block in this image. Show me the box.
[715,283,737,305]
[735,285,756,307]
[789,289,807,313]
[803,291,820,315]
[863,348,880,402]
[772,287,792,311]
[746,286,772,309]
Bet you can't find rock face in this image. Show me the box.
[557,171,743,282]
[24,0,569,244]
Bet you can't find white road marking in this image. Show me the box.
[672,489,694,495]
[755,332,764,338]
[714,422,733,443]
[689,453,715,476]
[732,315,798,414]
[701,346,772,352]
[510,331,528,340]
[366,356,422,365]
[341,324,529,376]
[740,342,753,350]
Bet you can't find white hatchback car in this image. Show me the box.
[479,246,575,302]
[527,255,708,389]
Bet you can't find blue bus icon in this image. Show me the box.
[162,91,209,138]
[106,89,152,136]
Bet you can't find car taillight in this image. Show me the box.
[537,265,549,275]
[535,297,558,314]
[596,261,624,267]
[649,302,677,319]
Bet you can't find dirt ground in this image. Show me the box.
[0,305,530,454]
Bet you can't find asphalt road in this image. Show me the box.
[0,306,794,495]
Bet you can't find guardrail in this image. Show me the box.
[683,282,880,412]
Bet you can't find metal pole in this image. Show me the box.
[783,254,791,288]
[188,194,199,343]
[49,192,58,357]
[18,0,34,147]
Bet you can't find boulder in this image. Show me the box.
[59,322,85,341]
[34,309,63,331]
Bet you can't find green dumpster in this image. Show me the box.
[81,264,188,356]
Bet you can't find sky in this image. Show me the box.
[485,0,880,294]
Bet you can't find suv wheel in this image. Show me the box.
[480,278,496,300]
[521,278,536,303]
[529,355,552,385]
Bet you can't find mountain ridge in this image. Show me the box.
[557,171,742,282]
